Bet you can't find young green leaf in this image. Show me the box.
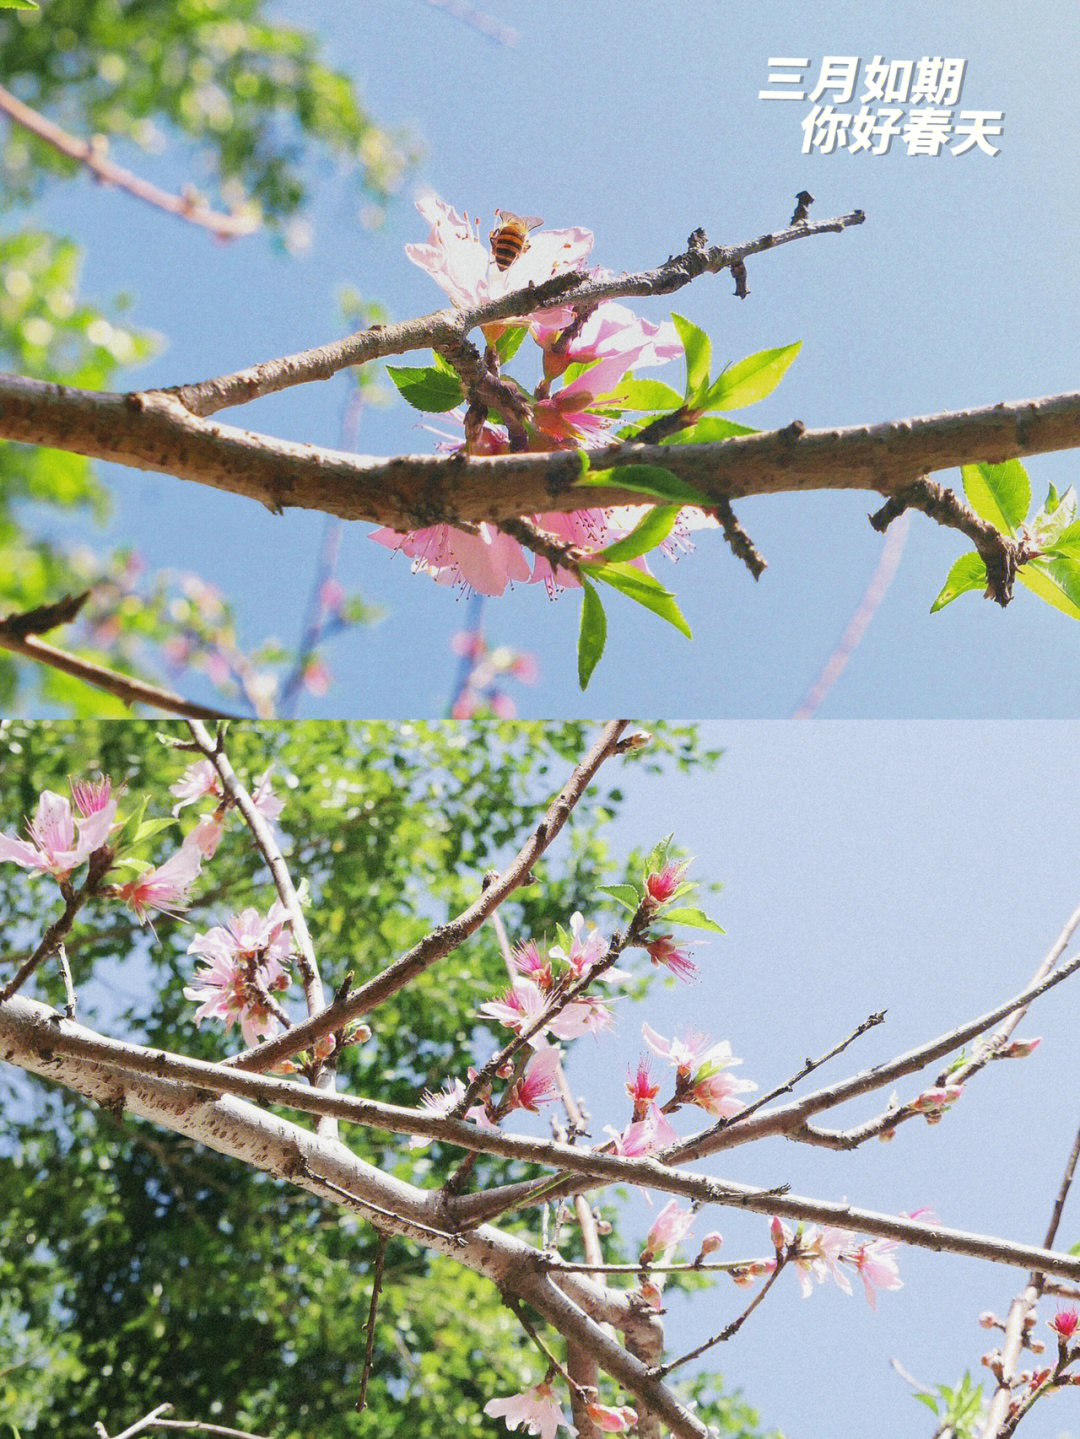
[660,906,725,932]
[699,342,802,411]
[598,882,642,912]
[0,0,38,8]
[961,460,1031,536]
[1042,520,1080,560]
[930,551,987,611]
[386,364,464,413]
[585,561,692,638]
[576,463,711,506]
[612,378,686,412]
[671,312,712,400]
[494,325,528,364]
[661,417,757,445]
[1017,558,1080,620]
[588,506,680,563]
[577,578,607,689]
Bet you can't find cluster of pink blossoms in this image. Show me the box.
[183,901,295,1046]
[371,196,715,596]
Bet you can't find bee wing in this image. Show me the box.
[495,210,544,230]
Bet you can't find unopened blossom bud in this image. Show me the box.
[878,1126,897,1142]
[1001,1037,1042,1059]
[979,1311,1001,1330]
[981,1350,1005,1381]
[585,1401,638,1433]
[1028,1339,1046,1355]
[770,1216,786,1252]
[622,730,653,752]
[644,861,688,907]
[638,1279,664,1310]
[1051,1308,1079,1340]
[595,1218,612,1235]
[697,1231,723,1259]
[912,1084,964,1114]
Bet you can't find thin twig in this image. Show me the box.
[162,213,865,419]
[0,84,257,240]
[0,860,109,1002]
[651,1254,787,1378]
[709,1010,887,1132]
[355,1234,388,1412]
[0,629,239,720]
[57,943,77,1018]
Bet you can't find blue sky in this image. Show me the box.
[31,0,1080,715]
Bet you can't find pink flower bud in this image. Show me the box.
[770,1217,786,1252]
[978,1311,1000,1330]
[1001,1037,1042,1058]
[644,861,688,907]
[697,1231,723,1258]
[1050,1308,1079,1340]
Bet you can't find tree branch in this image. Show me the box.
[3,376,1078,541]
[0,84,257,241]
[8,995,1080,1286]
[0,625,240,720]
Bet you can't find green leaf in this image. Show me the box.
[1042,521,1080,560]
[611,378,685,412]
[131,817,178,846]
[699,342,802,411]
[930,552,987,611]
[913,1394,940,1415]
[576,464,711,506]
[577,579,607,690]
[0,0,38,8]
[585,561,692,638]
[386,364,464,413]
[1017,558,1080,620]
[494,326,528,364]
[598,883,642,912]
[961,461,1031,536]
[660,906,725,932]
[1045,482,1060,515]
[671,312,711,401]
[661,417,757,445]
[589,506,680,563]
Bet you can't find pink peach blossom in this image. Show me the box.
[644,1200,696,1258]
[0,784,117,877]
[120,836,204,926]
[484,1381,577,1439]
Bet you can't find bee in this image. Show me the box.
[488,210,543,271]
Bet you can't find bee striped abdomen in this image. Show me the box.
[488,211,543,271]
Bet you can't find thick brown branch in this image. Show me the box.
[3,376,1079,535]
[162,213,864,418]
[0,85,257,241]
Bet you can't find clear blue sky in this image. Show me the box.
[33,0,1080,716]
